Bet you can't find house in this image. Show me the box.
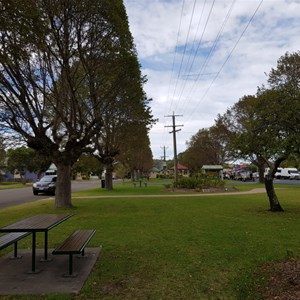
[169,163,190,177]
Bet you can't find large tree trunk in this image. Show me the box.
[264,176,284,212]
[105,164,113,190]
[105,171,113,190]
[252,154,266,183]
[258,167,265,184]
[55,162,73,208]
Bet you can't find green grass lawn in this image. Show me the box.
[0,182,27,190]
[73,179,259,197]
[1,183,300,299]
[73,180,174,196]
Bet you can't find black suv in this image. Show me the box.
[32,175,57,195]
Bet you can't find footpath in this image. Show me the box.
[72,188,266,199]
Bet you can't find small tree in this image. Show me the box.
[117,125,153,181]
[218,51,300,211]
[6,147,51,181]
[182,124,229,174]
[219,92,286,211]
[73,153,103,180]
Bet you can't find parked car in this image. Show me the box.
[234,170,254,181]
[32,175,57,195]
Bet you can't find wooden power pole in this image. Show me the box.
[165,113,183,182]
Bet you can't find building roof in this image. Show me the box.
[48,163,57,170]
[169,163,189,170]
[201,165,223,170]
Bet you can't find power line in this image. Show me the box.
[159,0,264,159]
[174,0,216,113]
[165,0,185,116]
[179,0,235,116]
[162,0,186,143]
[186,0,264,122]
[169,0,197,114]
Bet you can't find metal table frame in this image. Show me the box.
[0,214,73,273]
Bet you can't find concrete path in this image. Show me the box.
[72,188,266,199]
[0,247,101,295]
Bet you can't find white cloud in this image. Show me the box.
[124,0,300,159]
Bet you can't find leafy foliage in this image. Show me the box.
[73,153,103,179]
[0,137,5,168]
[0,0,152,207]
[214,51,300,211]
[173,175,225,190]
[6,147,51,176]
[181,124,229,173]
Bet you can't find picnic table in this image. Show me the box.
[0,214,73,273]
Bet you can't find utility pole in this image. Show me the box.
[160,146,168,174]
[165,113,183,182]
[160,146,168,161]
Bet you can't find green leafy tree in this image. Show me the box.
[182,129,213,173]
[93,69,154,189]
[182,123,229,174]
[255,89,299,211]
[0,137,5,170]
[216,95,267,183]
[73,153,103,179]
[218,91,288,211]
[0,0,144,207]
[6,147,51,180]
[117,125,153,181]
[257,52,300,211]
[218,51,300,211]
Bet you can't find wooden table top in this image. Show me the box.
[0,214,73,232]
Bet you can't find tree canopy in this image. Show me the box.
[180,121,230,174]
[6,147,51,179]
[182,51,300,211]
[216,51,300,211]
[0,0,153,207]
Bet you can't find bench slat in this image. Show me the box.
[0,232,31,250]
[52,229,96,277]
[53,230,96,255]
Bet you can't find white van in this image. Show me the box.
[264,167,300,179]
[274,167,283,179]
[280,168,300,180]
[264,168,280,178]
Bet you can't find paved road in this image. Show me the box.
[274,179,300,185]
[0,180,101,210]
[229,179,300,186]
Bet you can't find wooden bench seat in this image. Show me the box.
[52,229,96,277]
[0,232,31,259]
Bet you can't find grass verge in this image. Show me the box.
[0,182,27,190]
[0,183,300,299]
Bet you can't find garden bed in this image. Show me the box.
[256,259,300,300]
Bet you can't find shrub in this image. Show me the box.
[173,175,225,190]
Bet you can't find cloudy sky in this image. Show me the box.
[123,0,300,160]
